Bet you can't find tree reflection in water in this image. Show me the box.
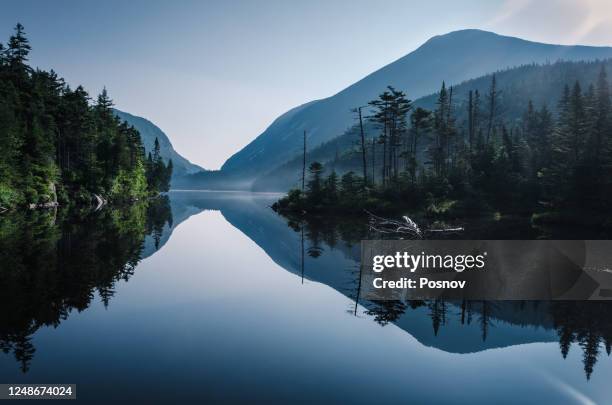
[0,196,172,373]
[2,196,611,380]
[287,213,612,380]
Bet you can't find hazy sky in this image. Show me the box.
[2,0,612,169]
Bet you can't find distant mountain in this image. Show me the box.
[252,58,612,191]
[113,109,205,178]
[220,29,612,189]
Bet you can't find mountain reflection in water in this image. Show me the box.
[218,194,612,380]
[0,190,611,389]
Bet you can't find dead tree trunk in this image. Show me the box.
[302,130,306,191]
[358,106,368,186]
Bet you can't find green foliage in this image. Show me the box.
[0,183,21,207]
[0,23,171,208]
[145,138,172,193]
[275,64,612,222]
[109,162,148,202]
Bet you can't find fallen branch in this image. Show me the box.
[365,210,422,238]
[365,210,464,238]
[426,227,464,233]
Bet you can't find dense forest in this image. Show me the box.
[0,24,172,210]
[262,60,612,191]
[275,62,612,225]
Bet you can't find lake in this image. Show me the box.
[1,191,611,403]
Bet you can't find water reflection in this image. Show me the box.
[0,197,172,372]
[268,206,612,380]
[0,190,611,385]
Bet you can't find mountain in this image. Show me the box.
[252,58,612,191]
[165,191,559,353]
[113,109,205,178]
[220,29,612,188]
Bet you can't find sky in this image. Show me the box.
[2,0,612,169]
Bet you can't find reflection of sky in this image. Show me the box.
[1,205,610,402]
[2,1,612,169]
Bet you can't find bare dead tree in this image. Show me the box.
[302,130,306,191]
[358,106,368,186]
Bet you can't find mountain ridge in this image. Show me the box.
[113,109,205,178]
[220,29,612,188]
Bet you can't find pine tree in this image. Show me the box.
[593,65,611,165]
[322,170,338,204]
[430,82,454,177]
[153,137,161,163]
[306,162,324,204]
[485,74,500,143]
[545,85,573,204]
[6,23,31,69]
[569,81,587,163]
[591,66,612,207]
[165,159,173,190]
[408,107,430,184]
[340,171,360,201]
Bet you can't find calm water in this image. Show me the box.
[1,191,611,403]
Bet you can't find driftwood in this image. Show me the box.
[426,227,464,234]
[366,210,464,238]
[366,210,422,238]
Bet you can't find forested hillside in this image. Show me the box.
[0,24,172,209]
[222,29,612,184]
[257,59,612,193]
[275,60,612,221]
[113,109,204,178]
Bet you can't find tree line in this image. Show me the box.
[0,23,172,209]
[275,65,612,222]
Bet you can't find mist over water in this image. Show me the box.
[1,191,611,403]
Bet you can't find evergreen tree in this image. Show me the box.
[6,23,31,70]
[339,171,360,202]
[322,170,338,204]
[306,162,324,204]
[545,85,573,204]
[429,82,456,177]
[407,107,431,183]
[485,74,500,143]
[369,87,412,184]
